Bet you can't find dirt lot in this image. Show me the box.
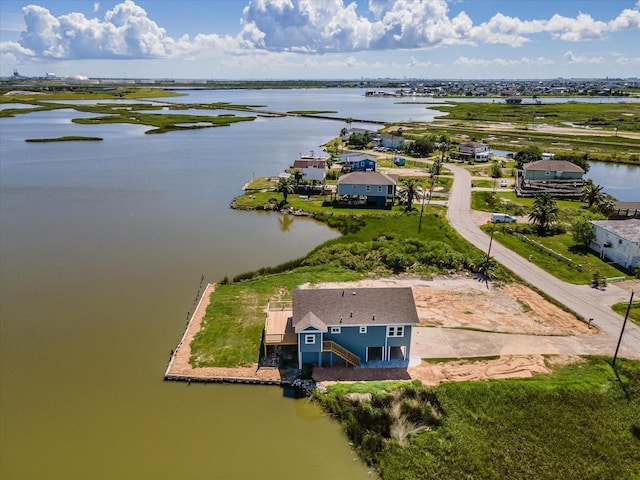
[309,275,591,336]
[308,275,593,386]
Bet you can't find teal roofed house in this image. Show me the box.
[266,287,417,369]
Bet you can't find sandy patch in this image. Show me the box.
[308,275,591,336]
[315,354,577,387]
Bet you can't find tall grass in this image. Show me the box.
[316,358,640,480]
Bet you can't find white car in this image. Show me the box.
[500,180,508,187]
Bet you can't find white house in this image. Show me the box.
[457,141,493,162]
[292,159,327,182]
[590,219,640,269]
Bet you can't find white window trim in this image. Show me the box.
[330,326,341,334]
[359,326,367,334]
[305,334,316,344]
[366,185,371,192]
[387,326,404,337]
[377,186,383,192]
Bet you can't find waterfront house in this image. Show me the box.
[521,160,584,181]
[340,153,376,172]
[457,141,493,162]
[262,288,419,369]
[341,128,374,142]
[291,159,327,183]
[516,160,586,199]
[337,171,397,207]
[589,219,640,269]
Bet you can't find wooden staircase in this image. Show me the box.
[323,341,360,367]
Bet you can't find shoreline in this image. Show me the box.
[164,282,294,385]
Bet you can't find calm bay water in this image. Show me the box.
[1,88,637,479]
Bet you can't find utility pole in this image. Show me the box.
[612,290,634,370]
[418,182,427,233]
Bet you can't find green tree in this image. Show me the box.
[431,158,443,177]
[477,256,499,281]
[514,146,542,169]
[276,177,295,203]
[529,193,558,235]
[571,215,595,247]
[399,177,422,211]
[490,160,502,178]
[595,194,616,216]
[581,179,604,208]
[406,138,435,157]
[437,134,451,162]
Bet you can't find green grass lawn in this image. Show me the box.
[189,211,486,368]
[481,225,628,284]
[189,267,365,367]
[612,301,640,327]
[316,357,640,480]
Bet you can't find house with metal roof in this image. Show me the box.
[589,219,640,269]
[340,153,376,172]
[522,160,585,181]
[337,171,397,207]
[516,160,586,199]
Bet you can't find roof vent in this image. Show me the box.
[352,291,356,295]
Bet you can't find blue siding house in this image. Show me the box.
[337,171,397,207]
[293,288,419,369]
[340,153,377,172]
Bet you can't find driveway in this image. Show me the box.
[444,163,640,359]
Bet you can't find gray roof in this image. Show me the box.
[340,153,375,163]
[292,287,418,329]
[523,160,585,173]
[458,141,485,148]
[337,171,397,186]
[591,219,640,242]
[294,312,327,333]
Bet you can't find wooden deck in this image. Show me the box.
[264,301,296,348]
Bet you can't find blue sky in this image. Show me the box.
[1,0,639,79]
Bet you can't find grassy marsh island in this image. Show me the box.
[25,136,103,142]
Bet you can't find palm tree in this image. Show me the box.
[276,177,295,203]
[529,193,558,235]
[431,158,443,177]
[400,177,421,211]
[595,194,616,216]
[581,180,604,208]
[437,134,451,163]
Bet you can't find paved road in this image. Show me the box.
[440,163,640,359]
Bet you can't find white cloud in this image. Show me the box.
[546,13,608,41]
[609,8,640,30]
[564,51,604,64]
[5,0,640,73]
[454,55,553,67]
[614,54,640,65]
